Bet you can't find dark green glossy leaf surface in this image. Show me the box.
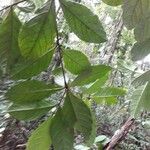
[19,0,56,59]
[60,0,106,43]
[63,49,90,75]
[27,117,52,150]
[0,9,22,72]
[8,100,55,120]
[50,108,74,150]
[63,92,94,141]
[6,80,60,103]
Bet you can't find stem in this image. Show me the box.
[58,43,68,90]
[56,29,68,90]
[0,0,26,12]
[104,117,135,150]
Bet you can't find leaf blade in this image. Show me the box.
[19,0,56,59]
[6,80,60,103]
[60,0,106,43]
[27,117,52,150]
[71,65,111,86]
[63,49,90,75]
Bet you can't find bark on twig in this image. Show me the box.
[104,117,135,150]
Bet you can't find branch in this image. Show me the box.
[0,0,26,12]
[56,31,68,90]
[107,13,123,64]
[104,117,135,150]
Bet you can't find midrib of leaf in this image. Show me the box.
[132,83,147,116]
[28,13,49,56]
[61,1,103,39]
[9,105,53,112]
[67,94,78,123]
[18,87,61,93]
[27,2,54,57]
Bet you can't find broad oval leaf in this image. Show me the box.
[71,65,111,86]
[50,108,74,150]
[27,117,52,150]
[0,9,22,72]
[102,0,122,6]
[19,0,56,59]
[92,87,126,105]
[130,82,150,118]
[11,49,54,79]
[6,80,61,104]
[60,0,106,43]
[63,92,94,142]
[94,135,107,143]
[8,100,55,120]
[83,74,109,94]
[63,49,90,75]
[122,0,150,29]
[94,87,127,97]
[93,97,117,105]
[131,40,150,61]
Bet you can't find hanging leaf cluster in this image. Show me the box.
[1,0,149,149]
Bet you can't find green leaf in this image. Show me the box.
[122,0,150,29]
[71,65,111,86]
[94,87,127,97]
[102,0,122,6]
[87,113,96,146]
[130,82,150,117]
[11,49,54,79]
[19,0,56,59]
[63,92,94,142]
[0,9,22,72]
[8,100,55,120]
[60,0,106,43]
[83,75,109,94]
[50,108,74,150]
[74,145,90,150]
[132,70,150,87]
[134,16,150,42]
[93,97,117,105]
[6,80,60,104]
[63,49,90,75]
[92,87,126,105]
[94,135,107,143]
[131,40,150,61]
[27,117,52,150]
